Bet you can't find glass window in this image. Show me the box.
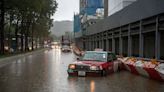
[82,51,107,62]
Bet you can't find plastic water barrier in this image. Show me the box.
[119,57,164,81]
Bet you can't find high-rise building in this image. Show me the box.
[80,0,87,13]
[80,0,104,16]
[108,0,136,16]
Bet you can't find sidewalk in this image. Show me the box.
[0,48,48,67]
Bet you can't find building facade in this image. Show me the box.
[74,0,105,49]
[75,0,164,60]
[108,0,136,16]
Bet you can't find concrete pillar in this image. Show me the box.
[96,40,98,48]
[101,34,104,49]
[90,39,91,50]
[84,41,87,50]
[89,41,90,50]
[92,40,93,50]
[94,36,96,50]
[104,0,108,18]
[119,28,123,55]
[98,40,100,48]
[98,36,100,48]
[85,39,88,50]
[95,35,97,48]
[106,39,108,51]
[102,38,104,50]
[86,38,89,50]
[112,32,115,53]
[89,40,91,50]
[94,36,96,49]
[106,33,109,51]
[90,39,92,50]
[83,39,85,50]
[139,21,144,57]
[99,35,102,48]
[97,40,99,48]
[90,38,92,50]
[128,25,132,56]
[98,39,101,48]
[94,40,96,49]
[92,40,94,50]
[102,39,103,48]
[89,40,91,51]
[155,16,160,59]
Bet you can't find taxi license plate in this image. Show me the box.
[78,71,86,76]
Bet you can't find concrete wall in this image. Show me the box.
[103,39,107,51]
[86,0,164,35]
[115,38,119,55]
[122,37,128,56]
[108,0,136,16]
[108,39,112,51]
[143,32,155,58]
[108,0,123,16]
[160,31,164,59]
[131,35,139,57]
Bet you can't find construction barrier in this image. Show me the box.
[72,45,83,56]
[120,57,164,82]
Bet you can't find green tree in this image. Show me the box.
[1,0,57,53]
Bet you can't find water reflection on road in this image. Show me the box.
[0,48,163,92]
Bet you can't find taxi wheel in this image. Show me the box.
[101,70,107,76]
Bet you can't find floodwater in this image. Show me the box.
[0,48,163,92]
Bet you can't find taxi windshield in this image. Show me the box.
[81,51,107,62]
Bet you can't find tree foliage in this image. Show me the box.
[0,0,57,53]
[5,0,57,36]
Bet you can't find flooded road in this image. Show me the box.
[0,48,163,92]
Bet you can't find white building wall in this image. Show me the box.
[108,0,137,16]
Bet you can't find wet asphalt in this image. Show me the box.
[0,48,164,92]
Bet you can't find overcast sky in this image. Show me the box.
[52,0,79,21]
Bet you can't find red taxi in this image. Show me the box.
[67,51,120,76]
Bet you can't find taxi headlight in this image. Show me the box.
[90,66,99,70]
[69,64,76,69]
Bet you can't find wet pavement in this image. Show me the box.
[0,48,164,92]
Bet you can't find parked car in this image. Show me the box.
[67,51,120,77]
